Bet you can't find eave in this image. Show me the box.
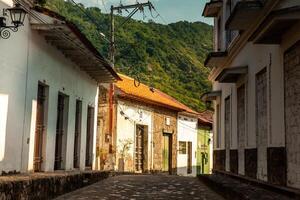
[225,0,263,31]
[202,0,223,17]
[31,7,121,83]
[250,6,300,44]
[117,94,185,113]
[204,51,227,68]
[201,91,222,102]
[215,66,248,83]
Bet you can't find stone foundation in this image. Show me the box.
[0,171,112,200]
[267,147,287,186]
[245,148,257,179]
[213,150,225,171]
[230,150,238,174]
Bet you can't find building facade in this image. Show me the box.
[202,0,300,189]
[177,114,198,176]
[0,1,118,174]
[97,74,207,175]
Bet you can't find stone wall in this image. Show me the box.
[97,85,116,171]
[152,107,178,175]
[284,41,300,188]
[0,171,111,200]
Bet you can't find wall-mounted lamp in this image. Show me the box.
[0,4,27,39]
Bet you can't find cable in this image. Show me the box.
[101,0,108,13]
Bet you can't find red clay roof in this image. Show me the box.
[198,110,213,126]
[115,74,198,114]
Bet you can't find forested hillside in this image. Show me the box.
[45,0,213,111]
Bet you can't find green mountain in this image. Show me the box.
[45,0,213,112]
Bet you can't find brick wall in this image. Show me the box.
[284,41,300,188]
[256,68,268,181]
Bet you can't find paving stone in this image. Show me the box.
[55,175,225,200]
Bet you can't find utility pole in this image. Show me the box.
[109,1,154,68]
[107,2,154,162]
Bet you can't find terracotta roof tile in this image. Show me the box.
[115,74,198,114]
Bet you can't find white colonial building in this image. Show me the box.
[177,114,198,177]
[202,0,300,189]
[0,0,119,174]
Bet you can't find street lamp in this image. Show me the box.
[0,4,26,39]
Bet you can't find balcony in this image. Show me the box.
[225,0,264,30]
[202,0,223,17]
[215,66,248,83]
[204,51,227,68]
[250,6,300,44]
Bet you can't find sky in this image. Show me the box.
[75,0,213,25]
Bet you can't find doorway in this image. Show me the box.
[162,133,172,174]
[54,93,69,170]
[135,125,148,172]
[34,84,48,172]
[86,106,95,168]
[187,142,192,174]
[73,100,82,169]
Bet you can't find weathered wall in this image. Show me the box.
[115,99,153,173]
[152,107,178,174]
[283,37,300,188]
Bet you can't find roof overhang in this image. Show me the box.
[250,6,300,44]
[225,0,263,31]
[201,91,222,102]
[31,7,121,83]
[215,66,248,83]
[204,51,227,68]
[202,0,223,17]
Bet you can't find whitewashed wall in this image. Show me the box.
[115,100,153,172]
[177,115,198,177]
[0,1,99,173]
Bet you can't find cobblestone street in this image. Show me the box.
[54,175,225,200]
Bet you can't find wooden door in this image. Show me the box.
[54,94,65,170]
[135,125,144,172]
[34,84,46,172]
[86,106,94,168]
[73,100,82,168]
[187,142,192,174]
[162,134,171,173]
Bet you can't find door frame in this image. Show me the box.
[162,132,172,174]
